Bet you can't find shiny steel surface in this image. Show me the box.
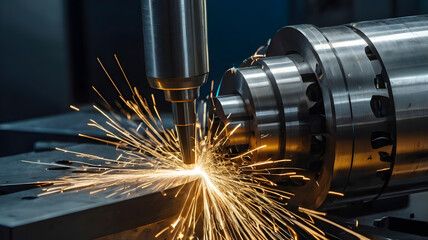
[141,0,209,88]
[213,94,250,146]
[257,56,312,161]
[352,15,428,197]
[214,15,428,208]
[268,23,352,208]
[320,26,392,203]
[141,0,209,164]
[172,101,197,164]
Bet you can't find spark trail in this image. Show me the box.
[30,55,368,240]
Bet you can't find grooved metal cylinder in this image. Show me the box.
[214,15,428,208]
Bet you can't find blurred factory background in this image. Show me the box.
[0,0,428,154]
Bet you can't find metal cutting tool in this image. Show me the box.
[141,0,209,165]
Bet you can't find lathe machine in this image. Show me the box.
[0,7,428,240]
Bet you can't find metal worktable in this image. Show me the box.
[0,144,189,240]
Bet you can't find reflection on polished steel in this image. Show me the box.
[141,0,209,164]
[214,15,428,208]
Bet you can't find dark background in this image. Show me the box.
[1,0,428,122]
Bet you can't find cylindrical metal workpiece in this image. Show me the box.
[214,15,428,208]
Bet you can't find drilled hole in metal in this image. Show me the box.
[309,102,325,115]
[306,83,322,102]
[370,95,391,118]
[379,151,392,162]
[311,135,325,155]
[371,132,393,149]
[374,75,386,89]
[310,115,326,134]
